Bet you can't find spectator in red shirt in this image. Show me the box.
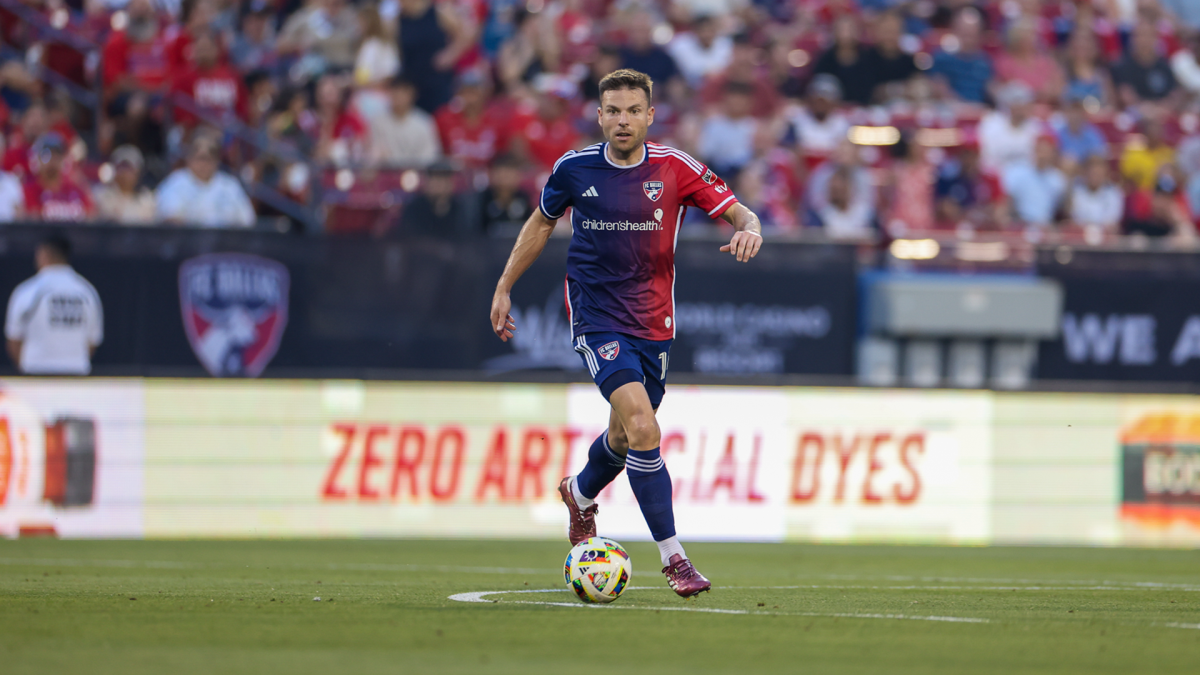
[171,30,249,128]
[511,77,579,171]
[102,0,175,95]
[993,17,1065,103]
[700,33,781,118]
[22,133,93,222]
[3,102,49,178]
[167,0,220,75]
[435,70,509,170]
[307,75,367,166]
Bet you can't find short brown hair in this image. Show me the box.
[598,69,653,103]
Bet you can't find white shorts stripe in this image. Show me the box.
[580,335,600,374]
[575,336,598,376]
[574,338,594,376]
[574,343,596,377]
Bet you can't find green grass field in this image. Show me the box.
[1,539,1197,674]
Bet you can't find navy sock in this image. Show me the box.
[575,432,626,500]
[626,447,676,541]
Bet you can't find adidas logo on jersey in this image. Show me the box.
[582,186,599,197]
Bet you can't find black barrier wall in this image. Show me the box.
[0,226,858,378]
[1037,248,1200,383]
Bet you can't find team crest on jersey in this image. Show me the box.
[179,253,290,378]
[643,181,664,202]
[701,169,716,185]
[598,341,620,361]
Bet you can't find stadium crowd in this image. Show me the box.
[1,0,1200,243]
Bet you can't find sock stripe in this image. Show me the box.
[601,433,625,466]
[625,458,665,473]
[625,455,663,468]
[626,450,663,473]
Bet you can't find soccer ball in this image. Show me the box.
[564,537,632,603]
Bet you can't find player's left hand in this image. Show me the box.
[491,290,516,342]
[720,230,762,262]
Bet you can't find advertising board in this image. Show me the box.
[1117,404,1200,546]
[138,381,991,543]
[2,376,1196,548]
[0,379,144,538]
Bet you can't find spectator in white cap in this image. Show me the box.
[94,145,156,225]
[156,135,256,228]
[788,74,851,160]
[978,82,1043,174]
[1068,155,1124,238]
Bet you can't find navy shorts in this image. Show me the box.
[573,331,673,409]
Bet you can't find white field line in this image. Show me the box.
[1164,623,1200,630]
[821,574,1200,589]
[5,558,1198,593]
[732,584,1200,592]
[0,558,547,575]
[0,557,199,569]
[448,588,988,623]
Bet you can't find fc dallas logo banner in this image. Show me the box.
[179,253,290,377]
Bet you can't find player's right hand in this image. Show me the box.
[491,291,516,341]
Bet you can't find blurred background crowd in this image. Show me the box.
[1,0,1200,243]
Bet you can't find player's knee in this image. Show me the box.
[625,414,660,451]
[608,424,630,454]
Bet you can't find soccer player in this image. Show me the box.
[490,69,762,597]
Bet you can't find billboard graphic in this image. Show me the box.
[0,376,1183,547]
[0,379,144,538]
[138,381,991,543]
[1121,412,1200,538]
[179,253,290,377]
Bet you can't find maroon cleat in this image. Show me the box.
[558,477,598,545]
[662,554,711,598]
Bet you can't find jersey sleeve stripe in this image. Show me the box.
[706,194,737,216]
[551,150,600,174]
[551,150,577,174]
[668,148,706,172]
[649,149,704,175]
[648,145,705,171]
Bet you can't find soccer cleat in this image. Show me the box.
[662,554,711,598]
[558,477,598,545]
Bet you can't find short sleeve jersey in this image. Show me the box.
[24,177,93,221]
[5,266,104,375]
[539,141,739,341]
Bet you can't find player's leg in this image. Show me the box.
[609,379,710,597]
[559,334,641,544]
[570,406,627,505]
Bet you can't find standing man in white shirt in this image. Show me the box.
[5,234,103,375]
[155,135,257,228]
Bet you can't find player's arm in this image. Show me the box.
[718,202,763,263]
[491,209,558,341]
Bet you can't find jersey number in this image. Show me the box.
[658,352,669,381]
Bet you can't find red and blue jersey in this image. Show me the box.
[539,141,738,342]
